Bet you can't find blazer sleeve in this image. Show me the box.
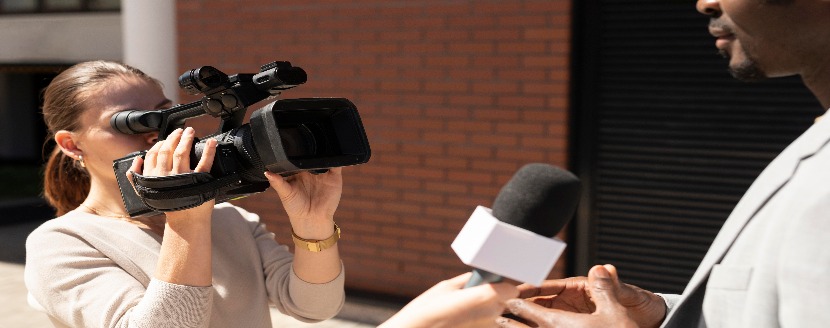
[236,207,345,323]
[24,220,213,328]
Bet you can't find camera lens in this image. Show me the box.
[279,124,317,158]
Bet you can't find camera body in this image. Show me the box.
[112,61,371,217]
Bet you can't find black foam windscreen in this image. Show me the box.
[491,163,581,237]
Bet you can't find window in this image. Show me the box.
[0,0,119,14]
[0,65,64,201]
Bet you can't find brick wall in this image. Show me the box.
[178,0,573,298]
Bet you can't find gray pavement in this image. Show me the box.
[0,217,402,328]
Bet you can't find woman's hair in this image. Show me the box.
[42,60,159,216]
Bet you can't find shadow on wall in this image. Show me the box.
[0,198,55,264]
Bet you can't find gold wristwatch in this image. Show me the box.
[292,223,340,252]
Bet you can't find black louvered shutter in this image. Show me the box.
[571,1,823,293]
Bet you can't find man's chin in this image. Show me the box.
[719,48,768,82]
[729,64,768,82]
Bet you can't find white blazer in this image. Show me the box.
[662,111,830,328]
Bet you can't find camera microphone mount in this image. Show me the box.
[112,61,307,138]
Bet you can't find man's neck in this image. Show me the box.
[801,57,830,109]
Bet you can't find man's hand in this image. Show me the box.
[498,265,665,328]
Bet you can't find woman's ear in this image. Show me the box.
[54,130,82,160]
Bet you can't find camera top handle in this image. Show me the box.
[110,61,307,139]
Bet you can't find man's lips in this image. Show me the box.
[715,35,734,49]
[709,27,734,49]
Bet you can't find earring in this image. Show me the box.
[78,155,86,168]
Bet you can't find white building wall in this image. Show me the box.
[0,13,122,63]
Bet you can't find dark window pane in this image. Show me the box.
[88,0,119,10]
[43,0,83,10]
[1,0,38,12]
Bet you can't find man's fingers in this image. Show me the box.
[506,298,562,326]
[516,278,573,299]
[496,315,531,328]
[588,264,626,315]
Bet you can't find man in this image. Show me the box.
[498,0,830,327]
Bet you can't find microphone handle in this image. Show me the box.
[464,269,503,288]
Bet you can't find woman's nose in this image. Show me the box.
[696,0,722,17]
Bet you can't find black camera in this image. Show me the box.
[111,61,371,217]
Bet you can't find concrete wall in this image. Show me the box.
[177,0,573,298]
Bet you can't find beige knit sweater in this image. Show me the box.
[24,203,345,328]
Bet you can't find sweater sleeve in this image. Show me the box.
[24,219,213,328]
[235,207,345,322]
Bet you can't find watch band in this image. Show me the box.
[292,223,340,252]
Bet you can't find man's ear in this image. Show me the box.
[54,130,82,160]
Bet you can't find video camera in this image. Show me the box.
[111,61,371,217]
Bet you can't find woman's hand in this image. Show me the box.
[264,168,343,240]
[130,127,217,287]
[129,127,217,221]
[380,272,519,328]
[265,168,344,284]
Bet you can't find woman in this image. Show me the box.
[24,60,345,328]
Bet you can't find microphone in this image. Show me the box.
[451,163,581,287]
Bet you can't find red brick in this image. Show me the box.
[448,68,495,80]
[496,122,545,134]
[401,167,446,180]
[401,144,444,156]
[423,157,469,169]
[522,136,568,149]
[470,134,519,147]
[447,95,497,107]
[446,170,496,184]
[472,29,522,41]
[424,181,469,194]
[472,81,520,94]
[501,14,549,27]
[401,43,447,54]
[496,68,549,83]
[425,55,471,67]
[445,145,493,159]
[421,131,467,143]
[425,206,473,222]
[423,81,470,93]
[402,191,446,204]
[379,81,421,92]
